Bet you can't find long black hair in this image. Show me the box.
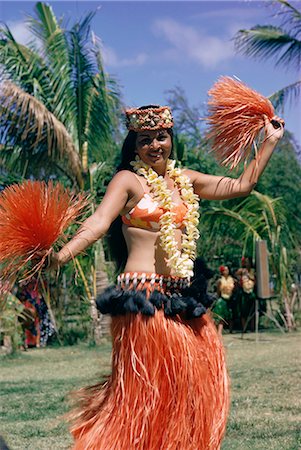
[106,105,174,274]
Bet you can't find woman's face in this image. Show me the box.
[222,267,229,277]
[135,129,172,168]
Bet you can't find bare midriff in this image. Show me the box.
[122,224,183,275]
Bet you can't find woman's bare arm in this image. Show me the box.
[186,116,284,201]
[55,171,136,266]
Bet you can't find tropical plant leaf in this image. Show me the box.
[0,25,54,105]
[0,81,83,188]
[0,2,121,191]
[233,1,301,144]
[206,207,261,240]
[276,1,301,36]
[234,25,301,71]
[269,80,301,111]
[27,2,77,134]
[202,190,288,253]
[86,33,121,163]
[68,11,98,156]
[252,191,279,227]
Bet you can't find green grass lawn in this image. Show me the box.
[1,331,300,450]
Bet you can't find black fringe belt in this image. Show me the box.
[96,272,214,319]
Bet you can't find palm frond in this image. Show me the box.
[0,25,54,105]
[234,25,301,71]
[0,81,83,188]
[205,207,262,241]
[86,76,119,162]
[86,33,121,162]
[0,4,122,190]
[26,2,77,134]
[276,37,301,68]
[269,79,301,111]
[0,163,23,189]
[276,1,301,37]
[0,144,28,178]
[203,191,286,255]
[68,11,98,155]
[0,142,78,184]
[252,191,279,227]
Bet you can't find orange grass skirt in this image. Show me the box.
[70,277,230,450]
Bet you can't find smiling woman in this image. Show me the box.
[136,128,172,166]
[41,103,284,449]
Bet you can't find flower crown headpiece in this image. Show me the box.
[125,106,174,131]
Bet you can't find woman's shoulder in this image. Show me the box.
[110,170,138,185]
[109,170,144,194]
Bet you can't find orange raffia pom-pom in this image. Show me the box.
[206,76,275,169]
[0,180,88,281]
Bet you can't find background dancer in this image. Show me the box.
[213,265,236,335]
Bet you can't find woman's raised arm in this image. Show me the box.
[186,116,284,201]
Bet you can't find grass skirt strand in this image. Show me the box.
[70,310,229,449]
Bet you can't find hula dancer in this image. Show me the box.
[45,104,283,449]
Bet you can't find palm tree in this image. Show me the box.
[234,0,301,110]
[0,1,120,189]
[0,2,121,339]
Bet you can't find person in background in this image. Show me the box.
[236,257,256,331]
[213,265,236,335]
[16,278,55,348]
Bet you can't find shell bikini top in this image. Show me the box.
[121,192,188,231]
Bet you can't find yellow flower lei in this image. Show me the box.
[131,157,200,278]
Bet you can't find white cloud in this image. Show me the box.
[192,6,262,22]
[153,18,234,68]
[6,20,32,46]
[102,45,148,68]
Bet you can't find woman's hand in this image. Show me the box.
[34,249,61,271]
[46,250,61,271]
[186,114,285,200]
[264,115,285,144]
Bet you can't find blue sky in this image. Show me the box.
[1,1,300,145]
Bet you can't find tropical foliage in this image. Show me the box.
[0,293,24,353]
[234,0,301,110]
[202,191,297,330]
[0,2,122,349]
[231,0,301,328]
[0,1,120,189]
[168,86,301,330]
